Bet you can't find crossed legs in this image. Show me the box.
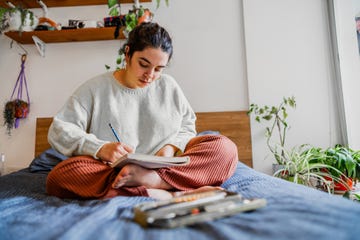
[46,135,238,200]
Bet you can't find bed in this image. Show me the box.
[1,111,360,240]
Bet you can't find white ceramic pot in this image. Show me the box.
[8,10,38,32]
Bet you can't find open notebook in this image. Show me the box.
[110,153,190,169]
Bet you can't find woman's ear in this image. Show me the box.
[125,46,129,57]
[124,46,130,63]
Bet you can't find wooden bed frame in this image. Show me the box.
[35,111,253,167]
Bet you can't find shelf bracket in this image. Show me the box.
[32,35,46,57]
[10,40,28,56]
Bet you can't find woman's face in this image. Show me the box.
[124,47,169,88]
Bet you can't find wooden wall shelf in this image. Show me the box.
[0,0,151,8]
[5,27,124,44]
[1,0,151,44]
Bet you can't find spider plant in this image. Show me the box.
[273,145,348,193]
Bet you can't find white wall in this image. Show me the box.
[2,0,357,176]
[334,0,360,150]
[243,0,342,174]
[0,0,247,171]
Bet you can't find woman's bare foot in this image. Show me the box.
[147,189,173,200]
[112,164,172,189]
[148,186,224,200]
[173,186,224,197]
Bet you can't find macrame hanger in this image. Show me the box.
[10,54,31,128]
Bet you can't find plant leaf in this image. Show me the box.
[282,109,288,119]
[270,106,277,114]
[288,96,296,108]
[109,7,119,17]
[263,115,272,121]
[108,0,118,8]
[138,7,144,17]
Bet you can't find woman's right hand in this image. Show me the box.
[96,142,134,164]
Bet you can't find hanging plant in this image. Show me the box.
[3,54,30,135]
[3,99,29,135]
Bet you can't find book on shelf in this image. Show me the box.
[110,153,190,169]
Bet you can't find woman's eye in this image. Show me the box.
[139,62,148,68]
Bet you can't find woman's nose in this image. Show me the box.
[144,68,155,78]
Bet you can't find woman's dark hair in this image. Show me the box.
[125,22,173,61]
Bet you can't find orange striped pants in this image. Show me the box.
[46,135,238,199]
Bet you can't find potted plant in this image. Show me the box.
[3,99,29,135]
[106,0,169,70]
[320,145,360,193]
[248,97,360,195]
[247,96,296,169]
[0,5,38,34]
[106,0,154,69]
[107,0,153,36]
[3,53,30,136]
[273,144,347,193]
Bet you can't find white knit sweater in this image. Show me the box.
[48,72,196,158]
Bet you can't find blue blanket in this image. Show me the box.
[1,150,360,240]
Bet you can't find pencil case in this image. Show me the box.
[133,189,267,228]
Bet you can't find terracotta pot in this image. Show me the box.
[137,9,152,25]
[324,173,353,193]
[14,100,29,118]
[334,176,353,192]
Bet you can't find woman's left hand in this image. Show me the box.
[155,144,179,157]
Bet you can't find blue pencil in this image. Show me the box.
[109,123,121,142]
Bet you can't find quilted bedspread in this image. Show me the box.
[1,150,360,240]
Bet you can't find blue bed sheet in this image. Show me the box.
[1,153,360,240]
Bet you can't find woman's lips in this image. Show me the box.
[138,78,151,86]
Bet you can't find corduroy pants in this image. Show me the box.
[46,135,238,199]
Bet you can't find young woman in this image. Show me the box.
[46,22,238,200]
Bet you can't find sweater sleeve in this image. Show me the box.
[166,80,197,152]
[48,96,107,158]
[168,104,197,152]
